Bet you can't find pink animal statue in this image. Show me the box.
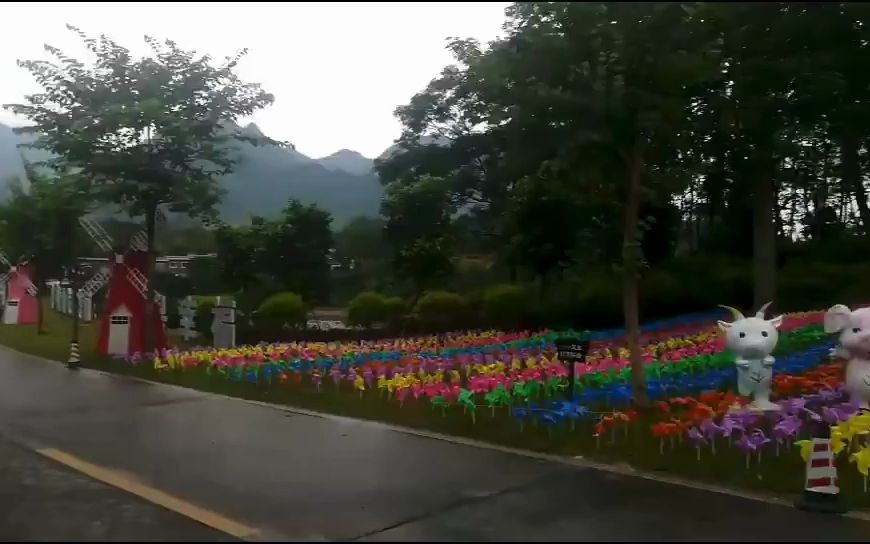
[824,304,870,408]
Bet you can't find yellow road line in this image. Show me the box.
[36,448,260,540]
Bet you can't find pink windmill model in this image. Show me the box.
[0,249,38,325]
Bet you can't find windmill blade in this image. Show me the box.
[129,230,148,252]
[124,264,148,298]
[79,268,111,297]
[22,276,38,297]
[78,217,114,253]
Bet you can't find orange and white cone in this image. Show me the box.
[795,438,847,513]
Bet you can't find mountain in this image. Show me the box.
[317,149,374,176]
[0,123,28,197]
[0,122,384,227]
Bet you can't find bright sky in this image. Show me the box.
[0,1,508,158]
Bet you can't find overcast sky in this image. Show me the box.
[0,1,507,158]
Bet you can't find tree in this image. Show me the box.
[382,175,455,297]
[5,26,278,353]
[0,163,92,335]
[259,200,334,303]
[213,200,334,305]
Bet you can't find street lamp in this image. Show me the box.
[64,262,91,369]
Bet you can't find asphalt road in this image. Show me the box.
[0,346,868,541]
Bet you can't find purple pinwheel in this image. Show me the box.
[719,416,746,443]
[687,427,707,461]
[778,397,807,415]
[329,366,342,388]
[736,429,771,469]
[363,367,374,388]
[772,416,802,456]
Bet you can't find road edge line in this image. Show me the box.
[35,447,260,540]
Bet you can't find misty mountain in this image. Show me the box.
[317,149,374,176]
[0,122,385,227]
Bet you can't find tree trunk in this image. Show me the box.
[841,133,870,234]
[752,160,777,310]
[144,204,157,355]
[622,144,648,408]
[36,281,45,335]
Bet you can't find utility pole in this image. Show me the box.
[66,262,90,369]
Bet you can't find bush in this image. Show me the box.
[194,298,216,337]
[256,292,306,326]
[414,291,468,332]
[383,296,406,329]
[347,291,388,328]
[481,284,529,330]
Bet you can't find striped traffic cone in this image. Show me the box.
[795,437,847,513]
[66,341,80,369]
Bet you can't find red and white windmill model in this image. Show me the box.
[0,249,39,325]
[77,216,167,356]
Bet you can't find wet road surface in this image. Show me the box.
[0,347,869,541]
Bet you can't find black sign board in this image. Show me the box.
[554,338,589,363]
[554,337,589,400]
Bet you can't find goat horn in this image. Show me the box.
[756,301,773,319]
[718,305,744,320]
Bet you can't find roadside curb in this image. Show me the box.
[2,343,870,523]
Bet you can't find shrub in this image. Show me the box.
[383,296,406,329]
[415,290,468,332]
[194,298,216,337]
[256,292,306,327]
[347,291,388,328]
[481,284,529,330]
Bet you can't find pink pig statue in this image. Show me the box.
[824,304,870,408]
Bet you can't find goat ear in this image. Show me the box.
[825,304,853,334]
[768,314,783,329]
[717,320,732,332]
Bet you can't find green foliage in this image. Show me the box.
[481,284,529,330]
[383,296,406,329]
[382,176,455,294]
[215,199,334,305]
[346,291,389,328]
[256,292,306,326]
[194,298,217,337]
[186,257,224,295]
[414,291,468,332]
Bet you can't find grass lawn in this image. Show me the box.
[2,305,868,509]
[0,304,100,362]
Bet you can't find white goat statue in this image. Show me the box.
[717,302,784,412]
[824,304,870,408]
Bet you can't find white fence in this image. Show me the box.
[48,280,94,322]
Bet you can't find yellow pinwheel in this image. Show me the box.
[850,446,870,492]
[795,440,813,462]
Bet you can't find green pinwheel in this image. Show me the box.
[484,385,512,416]
[458,389,477,424]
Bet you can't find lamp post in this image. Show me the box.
[65,262,91,369]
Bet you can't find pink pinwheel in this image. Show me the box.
[395,386,410,406]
